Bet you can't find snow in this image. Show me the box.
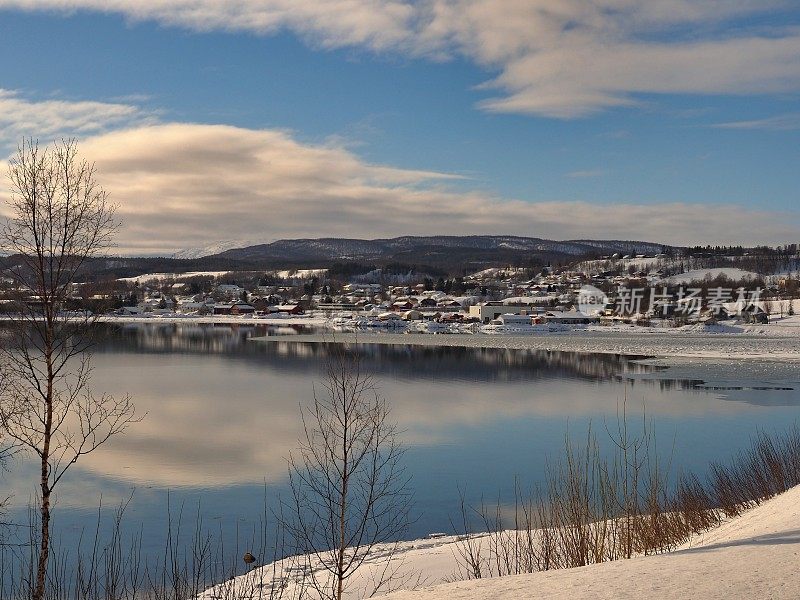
[272,268,328,280]
[466,267,526,279]
[201,486,800,600]
[171,240,257,259]
[117,271,233,284]
[663,268,760,284]
[580,256,667,271]
[198,535,467,600]
[383,485,800,600]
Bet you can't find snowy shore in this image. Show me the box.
[383,483,800,599]
[202,485,800,600]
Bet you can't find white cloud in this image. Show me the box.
[0,0,416,50]
[2,1,799,117]
[713,113,800,131]
[0,88,152,150]
[13,122,786,253]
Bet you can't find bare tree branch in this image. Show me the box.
[283,344,412,600]
[0,138,140,600]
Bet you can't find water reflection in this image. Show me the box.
[3,324,800,553]
[4,325,774,492]
[103,323,656,381]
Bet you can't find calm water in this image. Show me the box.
[3,323,800,565]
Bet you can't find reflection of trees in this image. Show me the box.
[4,323,786,498]
[627,377,706,393]
[95,324,795,401]
[97,323,662,383]
[95,323,274,354]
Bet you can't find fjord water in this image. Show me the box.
[4,323,800,564]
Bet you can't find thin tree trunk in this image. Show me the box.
[34,339,54,600]
[337,421,349,600]
[35,480,50,600]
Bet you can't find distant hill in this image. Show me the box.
[0,236,671,281]
[212,236,669,269]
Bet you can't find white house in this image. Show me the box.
[544,311,600,325]
[491,313,532,326]
[470,302,531,323]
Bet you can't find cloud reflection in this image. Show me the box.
[33,325,769,495]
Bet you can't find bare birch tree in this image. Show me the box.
[286,345,412,600]
[0,139,138,600]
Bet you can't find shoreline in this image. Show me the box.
[6,314,795,363]
[249,329,800,363]
[202,485,800,600]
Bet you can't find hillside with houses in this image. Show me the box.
[4,240,795,335]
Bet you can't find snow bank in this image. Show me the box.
[198,535,468,600]
[202,486,800,600]
[383,485,800,600]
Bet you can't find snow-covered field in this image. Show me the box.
[116,267,326,284]
[579,256,667,271]
[663,267,760,284]
[203,485,800,600]
[273,268,328,279]
[117,271,234,284]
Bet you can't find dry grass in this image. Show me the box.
[0,492,296,600]
[452,412,800,581]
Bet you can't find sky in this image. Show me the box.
[0,1,798,255]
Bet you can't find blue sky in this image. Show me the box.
[0,2,798,253]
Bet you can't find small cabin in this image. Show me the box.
[230,303,256,315]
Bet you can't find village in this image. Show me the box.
[52,249,798,334]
